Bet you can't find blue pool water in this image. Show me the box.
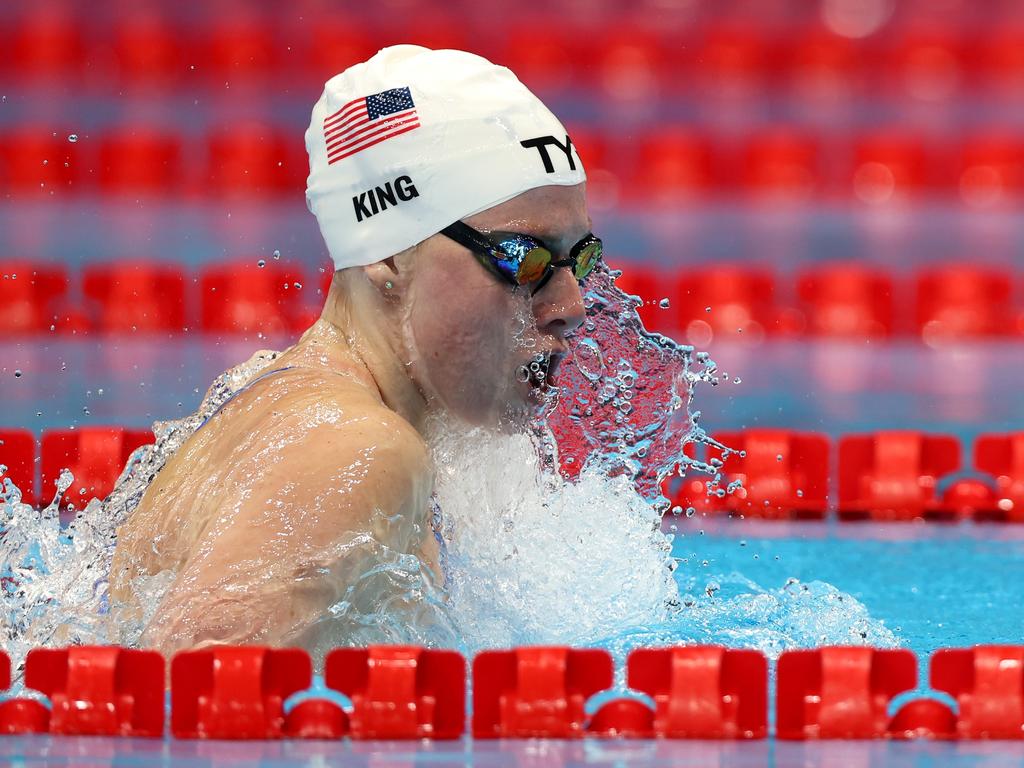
[675,520,1024,659]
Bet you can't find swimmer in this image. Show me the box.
[109,46,601,657]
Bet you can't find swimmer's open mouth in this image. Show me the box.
[518,351,564,393]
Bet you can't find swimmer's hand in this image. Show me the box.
[137,408,432,655]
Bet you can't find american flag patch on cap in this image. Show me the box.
[323,86,420,165]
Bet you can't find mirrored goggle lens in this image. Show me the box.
[514,246,553,285]
[573,241,602,280]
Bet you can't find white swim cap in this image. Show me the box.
[304,45,587,272]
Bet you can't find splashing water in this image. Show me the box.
[544,264,725,503]
[0,268,896,677]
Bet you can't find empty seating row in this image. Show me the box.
[9,10,1024,101]
[0,261,325,336]
[0,643,1020,740]
[4,426,1024,521]
[6,127,1024,207]
[3,260,1024,341]
[668,430,1024,521]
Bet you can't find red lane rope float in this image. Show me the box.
[777,647,918,739]
[0,647,163,736]
[320,646,465,739]
[590,646,767,738]
[472,647,613,739]
[171,646,311,739]
[932,645,1024,739]
[2,644,1024,741]
[838,431,961,521]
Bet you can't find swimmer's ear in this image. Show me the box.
[362,255,402,296]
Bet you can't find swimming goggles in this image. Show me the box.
[440,220,603,295]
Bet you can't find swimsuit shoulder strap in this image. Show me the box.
[196,365,296,431]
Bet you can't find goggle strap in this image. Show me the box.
[440,221,499,256]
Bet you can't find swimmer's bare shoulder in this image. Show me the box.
[114,366,435,655]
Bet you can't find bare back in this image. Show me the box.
[109,345,440,657]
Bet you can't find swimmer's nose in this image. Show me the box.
[533,267,586,338]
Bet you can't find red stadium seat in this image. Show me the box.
[690,26,773,97]
[206,124,304,198]
[0,262,70,334]
[40,427,153,509]
[850,133,930,205]
[612,263,677,335]
[22,646,164,737]
[931,646,1024,739]
[915,265,1017,341]
[974,433,1024,521]
[82,262,187,333]
[0,428,36,507]
[305,17,382,87]
[365,11,472,60]
[711,430,830,519]
[473,647,613,738]
[0,128,82,197]
[96,129,184,195]
[777,647,917,739]
[796,264,895,338]
[323,646,465,739]
[564,125,621,210]
[200,261,308,335]
[590,27,666,101]
[623,646,767,738]
[675,266,783,345]
[493,21,583,93]
[957,134,1024,207]
[7,8,86,79]
[628,130,715,204]
[108,12,185,86]
[975,26,1024,92]
[200,18,279,84]
[740,130,821,201]
[837,431,961,520]
[886,30,966,103]
[786,28,860,103]
[172,646,311,739]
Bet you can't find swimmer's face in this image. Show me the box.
[404,183,590,426]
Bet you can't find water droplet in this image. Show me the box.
[272,249,281,260]
[776,454,783,462]
[13,369,22,378]
[293,282,302,290]
[685,507,696,518]
[658,298,670,309]
[67,133,78,143]
[705,306,712,312]
[733,377,742,384]
[796,489,804,498]
[257,259,266,268]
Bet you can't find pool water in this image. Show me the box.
[675,520,1024,659]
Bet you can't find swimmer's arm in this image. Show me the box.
[139,416,431,655]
